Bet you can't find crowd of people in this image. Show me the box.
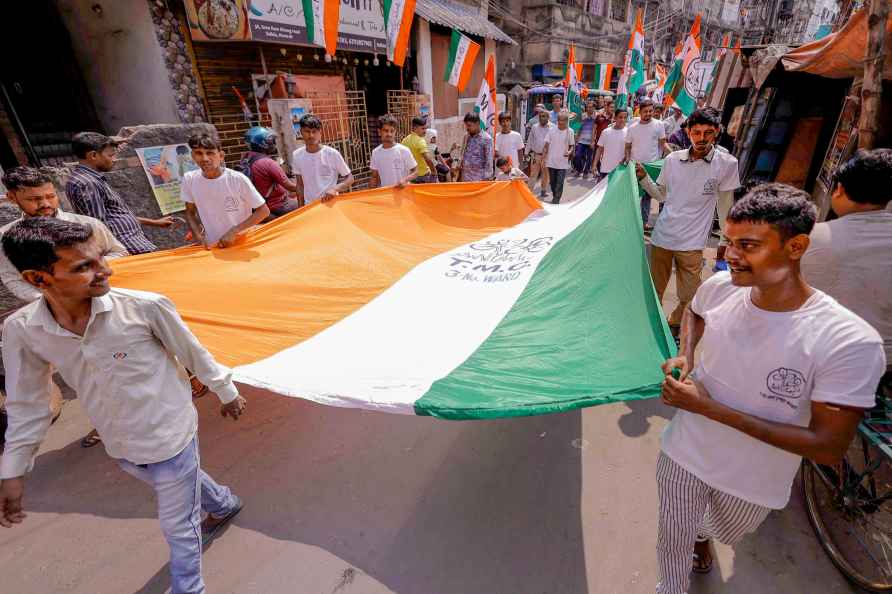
[0,93,889,594]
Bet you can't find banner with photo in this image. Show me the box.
[184,0,386,53]
[135,144,198,215]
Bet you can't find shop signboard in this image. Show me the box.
[185,0,386,54]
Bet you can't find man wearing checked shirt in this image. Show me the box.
[66,131,178,254]
[0,217,245,594]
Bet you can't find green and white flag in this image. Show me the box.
[615,9,645,110]
[592,63,614,90]
[663,14,702,116]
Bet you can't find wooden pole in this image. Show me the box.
[858,0,889,149]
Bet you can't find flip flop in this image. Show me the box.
[202,496,243,547]
[80,430,102,448]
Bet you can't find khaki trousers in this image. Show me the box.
[527,153,550,195]
[650,245,703,326]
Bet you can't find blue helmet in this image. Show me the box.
[244,126,277,153]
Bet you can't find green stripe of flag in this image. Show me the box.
[302,0,316,43]
[445,30,461,81]
[415,165,676,419]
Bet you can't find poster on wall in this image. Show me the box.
[184,0,387,53]
[184,0,252,42]
[135,145,198,215]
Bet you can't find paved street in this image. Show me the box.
[0,177,857,594]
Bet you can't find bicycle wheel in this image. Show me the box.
[802,437,892,592]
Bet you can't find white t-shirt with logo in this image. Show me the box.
[544,127,575,169]
[661,272,887,509]
[370,143,417,187]
[180,168,266,244]
[650,148,740,252]
[496,131,525,168]
[291,145,351,204]
[626,118,666,163]
[596,125,628,174]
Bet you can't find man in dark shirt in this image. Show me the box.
[242,127,301,217]
[66,132,176,254]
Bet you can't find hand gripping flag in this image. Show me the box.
[444,30,481,92]
[384,0,416,67]
[110,173,675,419]
[302,0,341,57]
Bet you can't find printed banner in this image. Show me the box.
[135,145,198,215]
[184,0,385,53]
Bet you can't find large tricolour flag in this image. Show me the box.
[663,14,702,116]
[475,55,497,137]
[302,0,340,57]
[111,173,675,419]
[444,30,480,92]
[592,63,614,90]
[615,9,645,110]
[384,0,415,67]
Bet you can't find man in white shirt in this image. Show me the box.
[0,166,129,446]
[495,111,525,170]
[369,114,417,188]
[639,107,740,335]
[0,217,248,594]
[625,98,668,227]
[291,113,354,204]
[801,148,892,373]
[544,112,575,204]
[525,109,554,199]
[594,108,629,179]
[663,107,684,138]
[654,184,886,594]
[182,134,270,250]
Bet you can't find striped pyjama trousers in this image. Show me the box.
[656,452,772,594]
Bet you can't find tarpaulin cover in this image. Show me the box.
[111,172,674,419]
[782,4,892,79]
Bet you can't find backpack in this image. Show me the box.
[237,154,277,198]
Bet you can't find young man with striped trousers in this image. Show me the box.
[655,184,886,594]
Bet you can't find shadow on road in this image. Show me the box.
[617,397,673,438]
[21,385,590,594]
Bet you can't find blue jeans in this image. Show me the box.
[573,144,594,174]
[640,189,652,227]
[118,437,238,594]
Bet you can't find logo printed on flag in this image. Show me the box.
[475,56,497,137]
[384,0,415,67]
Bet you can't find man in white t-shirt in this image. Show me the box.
[525,109,554,199]
[801,148,892,372]
[625,98,668,226]
[639,107,740,335]
[291,114,354,204]
[594,108,629,178]
[544,112,575,204]
[181,134,270,250]
[369,114,417,188]
[495,111,525,170]
[654,184,886,594]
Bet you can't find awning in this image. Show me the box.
[782,4,892,78]
[415,0,517,45]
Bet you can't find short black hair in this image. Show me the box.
[835,148,892,206]
[686,107,721,128]
[378,114,399,129]
[2,217,94,273]
[498,111,511,122]
[299,114,323,130]
[728,183,817,241]
[614,108,628,115]
[187,133,222,150]
[637,98,654,109]
[552,94,563,102]
[2,166,53,191]
[411,116,428,128]
[72,132,115,159]
[464,112,481,124]
[496,156,510,168]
